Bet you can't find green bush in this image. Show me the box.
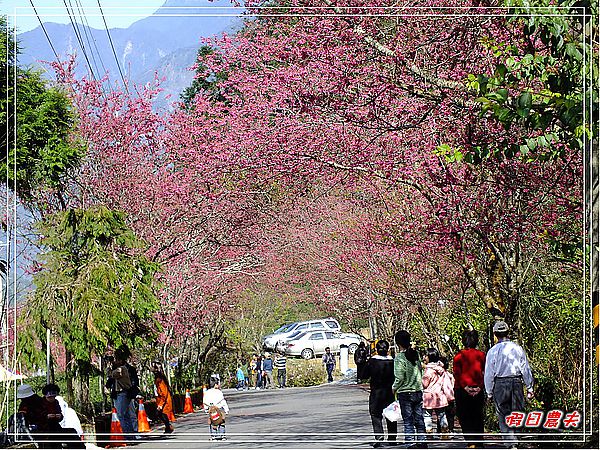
[286,358,327,387]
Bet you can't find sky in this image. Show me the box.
[0,0,166,33]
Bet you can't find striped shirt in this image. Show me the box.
[274,356,287,370]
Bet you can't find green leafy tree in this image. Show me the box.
[180,45,228,107]
[1,16,83,213]
[464,0,597,162]
[18,206,161,417]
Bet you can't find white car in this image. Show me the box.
[262,318,341,351]
[283,330,362,359]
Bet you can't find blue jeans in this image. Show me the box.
[326,364,335,382]
[209,424,225,439]
[114,392,136,438]
[397,391,426,443]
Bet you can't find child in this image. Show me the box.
[236,365,245,390]
[203,375,229,440]
[439,356,456,435]
[422,348,453,439]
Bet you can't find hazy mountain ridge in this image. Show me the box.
[17,0,242,109]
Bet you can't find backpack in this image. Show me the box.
[126,363,140,399]
[208,405,225,426]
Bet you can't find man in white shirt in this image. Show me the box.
[484,321,534,448]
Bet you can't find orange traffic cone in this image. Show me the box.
[183,389,194,413]
[107,407,126,448]
[137,399,151,432]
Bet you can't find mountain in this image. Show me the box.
[17,0,243,109]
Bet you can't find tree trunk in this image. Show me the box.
[75,360,94,419]
[65,349,74,406]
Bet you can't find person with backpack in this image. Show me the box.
[151,364,175,434]
[115,347,140,437]
[106,352,137,440]
[358,340,397,448]
[203,375,229,440]
[422,348,453,439]
[322,347,336,383]
[393,330,427,449]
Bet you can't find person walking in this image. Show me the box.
[453,329,486,448]
[484,321,534,449]
[241,362,250,390]
[274,352,287,388]
[203,375,230,440]
[322,347,336,383]
[236,365,245,390]
[262,353,274,389]
[422,348,452,438]
[439,356,456,436]
[150,364,175,434]
[248,356,257,389]
[354,341,369,382]
[116,347,139,436]
[393,330,427,449]
[255,355,263,389]
[106,353,137,439]
[357,340,397,448]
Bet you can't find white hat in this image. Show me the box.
[17,384,35,399]
[493,321,510,333]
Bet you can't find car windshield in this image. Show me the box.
[287,330,304,339]
[275,323,296,333]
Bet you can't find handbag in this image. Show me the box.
[382,400,402,422]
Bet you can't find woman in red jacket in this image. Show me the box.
[453,330,486,449]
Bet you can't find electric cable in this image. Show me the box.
[28,0,60,62]
[62,0,97,81]
[96,0,128,93]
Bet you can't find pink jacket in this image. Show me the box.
[422,362,454,409]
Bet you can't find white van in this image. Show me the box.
[262,318,341,350]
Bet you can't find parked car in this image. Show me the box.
[283,330,362,359]
[262,318,341,350]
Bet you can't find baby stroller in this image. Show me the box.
[0,412,37,448]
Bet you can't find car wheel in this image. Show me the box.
[301,348,314,359]
[348,343,359,354]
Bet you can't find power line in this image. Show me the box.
[74,0,110,77]
[62,0,96,82]
[28,0,60,62]
[69,0,102,80]
[96,0,128,94]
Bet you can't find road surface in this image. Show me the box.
[133,383,471,449]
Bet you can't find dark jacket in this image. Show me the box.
[360,355,395,416]
[18,395,46,430]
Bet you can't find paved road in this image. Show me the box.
[133,383,470,449]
